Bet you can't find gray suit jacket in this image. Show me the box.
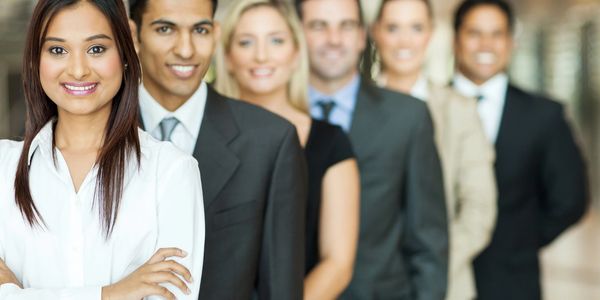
[141,86,307,299]
[341,80,448,300]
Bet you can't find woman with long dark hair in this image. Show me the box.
[0,0,204,299]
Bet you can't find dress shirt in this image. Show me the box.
[0,121,205,300]
[140,82,207,154]
[410,74,430,101]
[308,75,361,132]
[453,73,508,143]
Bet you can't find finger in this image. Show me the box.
[147,271,191,295]
[147,248,187,264]
[153,260,193,283]
[145,284,176,300]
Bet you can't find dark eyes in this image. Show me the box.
[47,45,106,56]
[156,26,172,34]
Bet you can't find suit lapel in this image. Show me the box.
[349,81,388,157]
[494,85,519,153]
[194,87,240,208]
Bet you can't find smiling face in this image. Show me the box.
[226,5,299,100]
[372,0,432,79]
[301,0,366,86]
[454,4,513,85]
[135,0,217,108]
[39,1,122,119]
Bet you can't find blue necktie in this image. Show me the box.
[159,117,180,141]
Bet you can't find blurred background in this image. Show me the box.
[1,0,599,298]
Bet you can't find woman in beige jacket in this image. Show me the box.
[371,1,497,299]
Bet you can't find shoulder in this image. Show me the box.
[0,139,24,171]
[508,85,565,119]
[361,83,430,116]
[213,93,297,138]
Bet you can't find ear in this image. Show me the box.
[128,19,140,54]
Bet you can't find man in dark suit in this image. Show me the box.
[295,0,448,299]
[129,0,307,299]
[451,1,589,299]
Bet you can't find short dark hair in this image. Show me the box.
[129,0,218,30]
[294,0,365,26]
[453,0,514,34]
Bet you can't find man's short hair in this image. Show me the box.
[129,0,218,29]
[294,0,365,26]
[453,0,514,34]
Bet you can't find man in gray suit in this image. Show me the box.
[295,0,448,299]
[129,0,307,298]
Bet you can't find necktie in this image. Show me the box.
[316,100,336,122]
[159,117,180,141]
[476,93,484,102]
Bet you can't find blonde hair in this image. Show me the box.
[215,0,309,113]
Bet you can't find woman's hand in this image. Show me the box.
[101,247,193,300]
[0,259,22,288]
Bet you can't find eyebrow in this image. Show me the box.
[150,19,214,28]
[43,34,112,43]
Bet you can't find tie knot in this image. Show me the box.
[159,117,180,141]
[316,99,336,122]
[475,93,484,102]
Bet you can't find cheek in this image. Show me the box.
[39,56,64,89]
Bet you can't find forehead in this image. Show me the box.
[462,5,509,31]
[302,0,360,22]
[144,0,213,23]
[380,0,430,23]
[45,2,112,38]
[236,6,289,34]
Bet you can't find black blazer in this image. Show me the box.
[341,80,448,300]
[141,86,307,299]
[474,85,588,300]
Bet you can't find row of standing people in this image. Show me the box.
[0,0,588,300]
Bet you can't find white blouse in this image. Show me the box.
[0,121,205,300]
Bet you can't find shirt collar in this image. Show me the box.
[453,72,509,101]
[308,74,361,112]
[139,82,207,137]
[28,120,56,166]
[410,74,429,101]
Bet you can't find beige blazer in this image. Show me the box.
[426,83,497,300]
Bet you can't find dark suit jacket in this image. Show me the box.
[473,85,588,300]
[341,80,448,300]
[141,86,307,299]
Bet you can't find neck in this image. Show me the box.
[381,70,421,94]
[239,87,292,116]
[143,81,195,112]
[54,108,109,151]
[310,70,357,95]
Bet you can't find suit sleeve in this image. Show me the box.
[402,106,449,300]
[257,125,307,299]
[450,102,497,274]
[539,105,588,247]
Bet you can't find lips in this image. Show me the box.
[62,82,98,96]
[475,52,497,65]
[394,49,414,60]
[168,64,197,79]
[250,67,274,78]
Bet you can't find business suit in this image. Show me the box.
[341,80,448,300]
[426,83,497,300]
[141,86,307,299]
[473,85,588,300]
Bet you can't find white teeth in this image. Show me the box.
[171,65,194,72]
[396,49,414,59]
[475,52,497,64]
[64,84,96,91]
[252,68,273,76]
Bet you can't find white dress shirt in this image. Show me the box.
[139,82,207,155]
[410,74,430,101]
[453,73,509,143]
[0,121,205,300]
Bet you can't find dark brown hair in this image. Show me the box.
[454,0,514,34]
[16,0,141,237]
[130,0,218,35]
[294,0,365,26]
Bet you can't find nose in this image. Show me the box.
[173,32,195,59]
[66,51,91,80]
[326,27,342,46]
[254,39,268,63]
